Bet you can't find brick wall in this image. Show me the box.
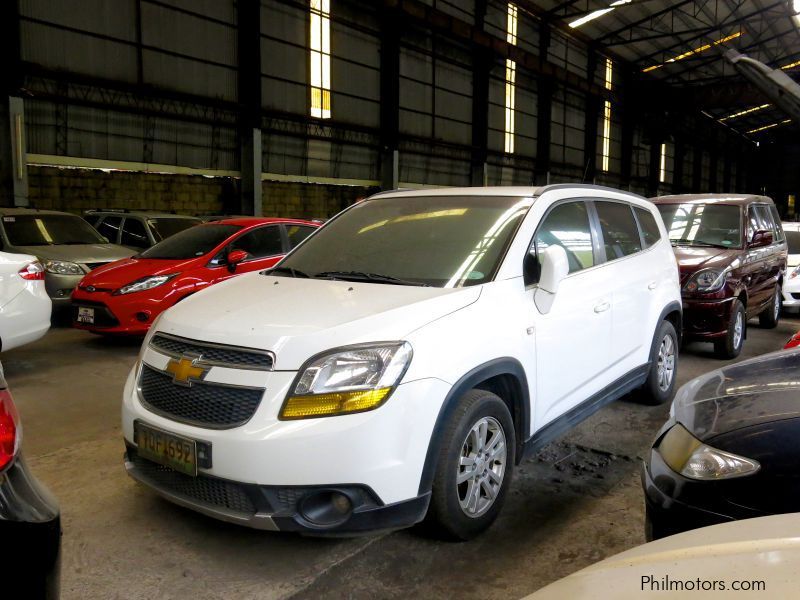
[27,165,376,219]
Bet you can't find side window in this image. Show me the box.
[769,205,786,242]
[286,225,316,249]
[634,207,661,248]
[746,206,764,241]
[533,201,595,274]
[595,201,643,259]
[95,216,122,243]
[121,218,150,248]
[85,215,100,227]
[755,205,778,243]
[230,226,283,259]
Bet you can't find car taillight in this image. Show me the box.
[19,261,45,281]
[0,387,20,471]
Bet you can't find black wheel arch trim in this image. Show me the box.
[658,301,683,343]
[417,358,530,496]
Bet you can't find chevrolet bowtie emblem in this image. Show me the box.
[165,354,207,387]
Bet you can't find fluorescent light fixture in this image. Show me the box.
[719,104,770,121]
[746,119,791,134]
[569,0,631,28]
[642,31,742,73]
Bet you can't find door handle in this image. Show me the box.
[648,281,658,290]
[593,301,610,313]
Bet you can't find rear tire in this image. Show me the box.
[758,285,781,329]
[714,299,745,359]
[424,389,515,541]
[637,320,679,405]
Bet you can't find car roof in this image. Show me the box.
[88,210,201,219]
[0,207,77,217]
[372,184,647,201]
[650,193,774,206]
[211,217,319,227]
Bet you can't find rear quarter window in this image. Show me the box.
[595,201,642,259]
[634,207,661,248]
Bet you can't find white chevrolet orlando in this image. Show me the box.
[122,185,681,540]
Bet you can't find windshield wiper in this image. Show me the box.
[672,239,730,249]
[267,266,311,278]
[314,271,428,286]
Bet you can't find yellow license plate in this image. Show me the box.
[135,422,197,477]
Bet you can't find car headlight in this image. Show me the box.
[280,342,413,420]
[114,274,178,295]
[684,268,730,293]
[657,423,760,480]
[44,260,83,275]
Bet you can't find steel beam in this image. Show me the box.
[1,0,23,207]
[535,22,553,185]
[379,5,401,190]
[237,0,262,216]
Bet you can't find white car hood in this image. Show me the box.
[155,272,481,370]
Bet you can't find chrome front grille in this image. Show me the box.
[149,333,274,370]
[139,365,264,429]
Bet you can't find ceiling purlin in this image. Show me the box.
[663,7,798,81]
[595,1,697,44]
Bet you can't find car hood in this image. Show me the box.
[81,257,199,287]
[671,245,740,277]
[672,349,800,440]
[154,273,481,370]
[525,515,800,599]
[15,243,134,265]
[788,252,800,268]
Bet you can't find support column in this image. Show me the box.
[582,50,599,184]
[379,6,400,190]
[692,146,702,192]
[735,150,745,193]
[723,148,732,192]
[708,150,718,193]
[647,134,661,197]
[534,22,552,186]
[237,0,262,216]
[673,137,684,195]
[1,0,24,207]
[470,0,490,187]
[619,70,635,190]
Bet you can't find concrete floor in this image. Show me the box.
[4,314,799,600]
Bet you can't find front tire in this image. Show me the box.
[715,299,745,359]
[637,320,679,405]
[424,389,515,541]
[758,285,781,329]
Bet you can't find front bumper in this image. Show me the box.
[681,296,735,340]
[71,289,168,334]
[641,443,764,540]
[782,278,800,309]
[125,444,430,535]
[45,272,86,305]
[122,349,449,532]
[0,456,61,598]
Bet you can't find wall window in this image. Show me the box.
[504,4,518,154]
[659,143,667,183]
[601,58,612,172]
[310,0,331,119]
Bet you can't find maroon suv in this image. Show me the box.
[651,194,787,358]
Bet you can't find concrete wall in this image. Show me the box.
[26,165,372,219]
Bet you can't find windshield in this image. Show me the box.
[148,218,200,242]
[139,224,240,259]
[3,214,107,246]
[657,203,742,248]
[277,195,532,287]
[786,230,800,255]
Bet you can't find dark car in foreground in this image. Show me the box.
[0,362,61,598]
[642,348,800,540]
[651,194,787,358]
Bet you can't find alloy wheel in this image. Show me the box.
[457,416,507,518]
[733,311,744,350]
[656,334,676,392]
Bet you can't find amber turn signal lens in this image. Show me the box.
[280,388,392,420]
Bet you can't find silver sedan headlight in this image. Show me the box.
[44,260,83,275]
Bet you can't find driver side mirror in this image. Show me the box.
[748,229,773,249]
[534,245,569,314]
[226,249,248,272]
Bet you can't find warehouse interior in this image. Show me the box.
[3,1,800,599]
[2,0,800,218]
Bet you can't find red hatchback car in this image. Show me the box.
[71,217,319,334]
